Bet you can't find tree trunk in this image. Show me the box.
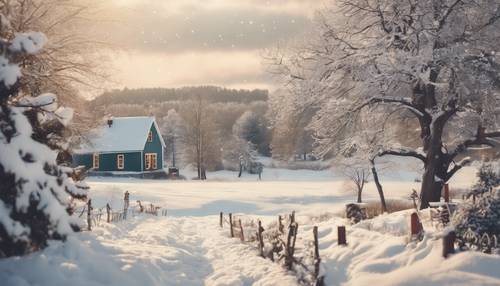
[419,151,445,209]
[370,160,387,213]
[357,187,362,203]
[419,112,451,209]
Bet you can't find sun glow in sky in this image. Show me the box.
[98,0,321,91]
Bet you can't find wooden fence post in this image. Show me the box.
[229,213,234,237]
[443,231,456,258]
[106,203,111,223]
[410,212,423,239]
[239,219,245,242]
[338,226,347,245]
[123,191,129,220]
[220,212,223,228]
[87,199,92,231]
[313,226,324,286]
[443,183,450,203]
[278,215,284,233]
[258,220,264,257]
[290,211,295,224]
[291,223,298,257]
[285,223,296,269]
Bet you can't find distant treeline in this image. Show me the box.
[93,86,269,105]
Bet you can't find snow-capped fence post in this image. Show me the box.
[220,212,223,228]
[257,220,265,257]
[229,213,234,237]
[87,199,92,231]
[443,183,450,203]
[338,226,347,246]
[443,231,456,258]
[239,219,245,242]
[106,203,111,223]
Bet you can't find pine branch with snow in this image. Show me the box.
[0,16,87,257]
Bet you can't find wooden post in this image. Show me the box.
[285,223,296,269]
[87,199,92,231]
[410,212,420,236]
[123,191,129,220]
[278,215,284,233]
[106,203,111,223]
[258,220,264,257]
[239,219,245,242]
[291,223,298,257]
[229,213,234,237]
[443,183,450,203]
[313,226,321,280]
[290,211,295,224]
[338,226,347,245]
[220,212,223,228]
[443,231,456,258]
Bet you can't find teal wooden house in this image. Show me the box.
[72,117,166,174]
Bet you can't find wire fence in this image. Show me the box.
[75,191,167,231]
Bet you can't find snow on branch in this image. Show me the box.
[445,157,472,181]
[450,125,500,159]
[355,97,425,118]
[371,147,426,163]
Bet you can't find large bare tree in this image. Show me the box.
[269,0,500,208]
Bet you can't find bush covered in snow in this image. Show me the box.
[0,18,87,257]
[452,163,500,253]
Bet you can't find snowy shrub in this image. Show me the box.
[452,163,500,253]
[0,20,87,257]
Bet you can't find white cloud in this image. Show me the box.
[111,0,324,18]
[107,49,272,90]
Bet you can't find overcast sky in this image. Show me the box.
[98,0,321,91]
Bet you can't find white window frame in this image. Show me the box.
[145,153,157,170]
[117,154,125,170]
[93,153,99,169]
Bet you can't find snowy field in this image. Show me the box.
[2,165,500,286]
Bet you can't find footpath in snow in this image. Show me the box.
[0,215,298,286]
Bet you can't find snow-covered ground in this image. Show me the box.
[2,164,499,286]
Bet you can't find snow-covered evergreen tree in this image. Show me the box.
[0,16,87,257]
[453,162,500,252]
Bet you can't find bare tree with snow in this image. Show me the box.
[269,0,500,208]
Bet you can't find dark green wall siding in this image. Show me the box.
[143,124,163,171]
[73,152,142,172]
[73,153,93,169]
[99,152,142,172]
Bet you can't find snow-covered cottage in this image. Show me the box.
[72,117,166,174]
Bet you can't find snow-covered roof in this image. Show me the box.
[75,116,165,153]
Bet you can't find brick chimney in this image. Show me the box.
[107,119,113,127]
